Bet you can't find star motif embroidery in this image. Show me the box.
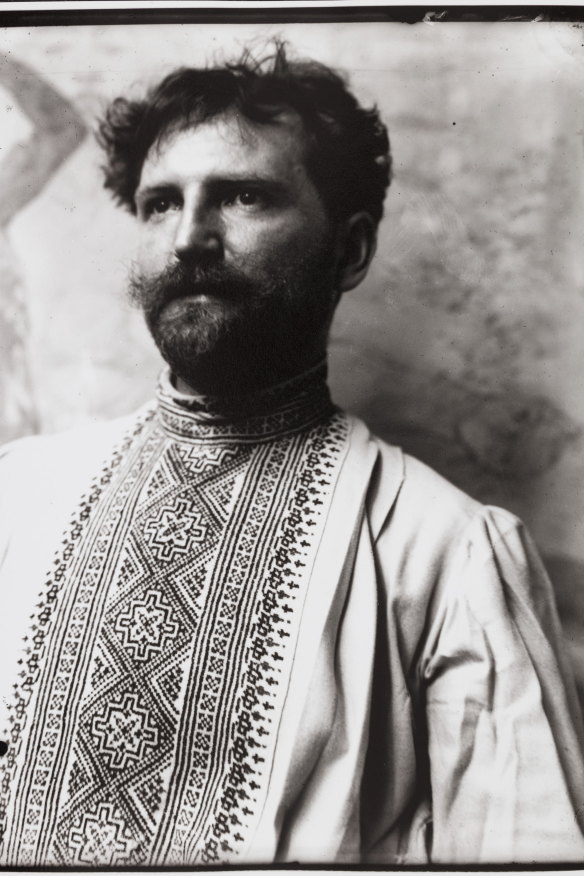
[115,590,180,661]
[92,691,159,771]
[143,495,208,561]
[68,802,136,865]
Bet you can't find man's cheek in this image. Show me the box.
[136,230,175,273]
[233,220,305,259]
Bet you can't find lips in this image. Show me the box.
[159,293,234,319]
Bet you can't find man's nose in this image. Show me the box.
[173,201,223,261]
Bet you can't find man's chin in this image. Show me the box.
[154,334,250,395]
[150,303,286,394]
[150,301,247,368]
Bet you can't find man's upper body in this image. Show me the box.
[0,42,583,866]
[1,372,583,866]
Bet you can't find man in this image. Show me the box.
[0,43,583,867]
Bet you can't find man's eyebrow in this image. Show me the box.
[136,175,289,199]
[134,183,179,204]
[209,176,291,198]
[210,174,286,186]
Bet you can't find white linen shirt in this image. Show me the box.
[0,410,582,864]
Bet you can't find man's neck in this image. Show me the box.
[172,353,327,400]
[156,358,333,440]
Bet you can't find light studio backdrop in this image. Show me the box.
[1,17,584,698]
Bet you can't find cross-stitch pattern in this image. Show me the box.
[0,371,348,866]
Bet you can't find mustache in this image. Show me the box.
[128,261,263,322]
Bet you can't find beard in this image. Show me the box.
[128,247,338,394]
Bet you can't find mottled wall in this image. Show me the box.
[2,21,584,687]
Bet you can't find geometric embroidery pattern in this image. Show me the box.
[176,444,239,474]
[0,366,349,866]
[68,802,137,866]
[143,495,208,562]
[115,591,179,662]
[91,691,159,770]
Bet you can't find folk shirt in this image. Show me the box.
[0,365,582,866]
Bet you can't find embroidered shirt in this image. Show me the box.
[0,366,582,865]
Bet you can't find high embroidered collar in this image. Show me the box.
[156,361,335,443]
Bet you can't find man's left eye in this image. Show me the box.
[225,189,266,209]
[237,190,259,206]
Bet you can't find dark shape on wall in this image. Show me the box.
[456,393,580,479]
[0,57,87,442]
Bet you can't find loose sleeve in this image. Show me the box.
[421,506,584,863]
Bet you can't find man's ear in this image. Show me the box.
[336,212,377,294]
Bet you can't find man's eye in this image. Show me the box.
[143,197,180,218]
[224,189,266,209]
[237,190,259,206]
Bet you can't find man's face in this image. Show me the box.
[131,110,341,394]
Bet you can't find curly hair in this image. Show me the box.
[96,41,391,227]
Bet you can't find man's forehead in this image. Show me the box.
[141,109,310,181]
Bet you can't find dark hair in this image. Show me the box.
[97,42,391,227]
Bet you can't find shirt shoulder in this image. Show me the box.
[360,426,536,645]
[0,404,154,462]
[362,426,485,544]
[0,403,155,518]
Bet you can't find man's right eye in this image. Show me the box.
[142,197,181,219]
